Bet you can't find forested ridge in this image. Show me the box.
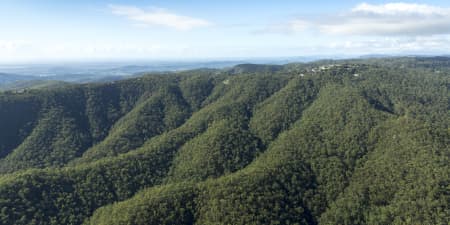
[0,57,448,225]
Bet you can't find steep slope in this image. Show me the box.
[0,72,290,225]
[0,74,200,173]
[0,87,92,172]
[250,76,319,144]
[0,58,447,225]
[0,93,40,158]
[320,118,449,225]
[85,64,449,225]
[79,85,191,161]
[86,84,391,225]
[167,117,262,183]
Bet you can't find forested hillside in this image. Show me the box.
[0,57,448,225]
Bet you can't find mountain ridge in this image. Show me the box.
[0,57,447,225]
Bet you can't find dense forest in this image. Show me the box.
[0,57,448,225]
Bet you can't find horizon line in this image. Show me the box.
[2,53,450,65]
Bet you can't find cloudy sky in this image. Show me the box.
[2,0,450,62]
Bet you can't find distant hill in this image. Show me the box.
[0,73,35,84]
[0,80,70,91]
[226,63,284,74]
[0,57,447,225]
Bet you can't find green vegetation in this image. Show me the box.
[0,57,448,225]
[0,80,69,92]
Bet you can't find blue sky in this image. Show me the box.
[2,0,450,62]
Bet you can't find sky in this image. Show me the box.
[2,0,450,62]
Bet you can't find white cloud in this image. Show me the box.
[279,2,450,36]
[324,36,450,54]
[351,2,447,16]
[109,5,211,31]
